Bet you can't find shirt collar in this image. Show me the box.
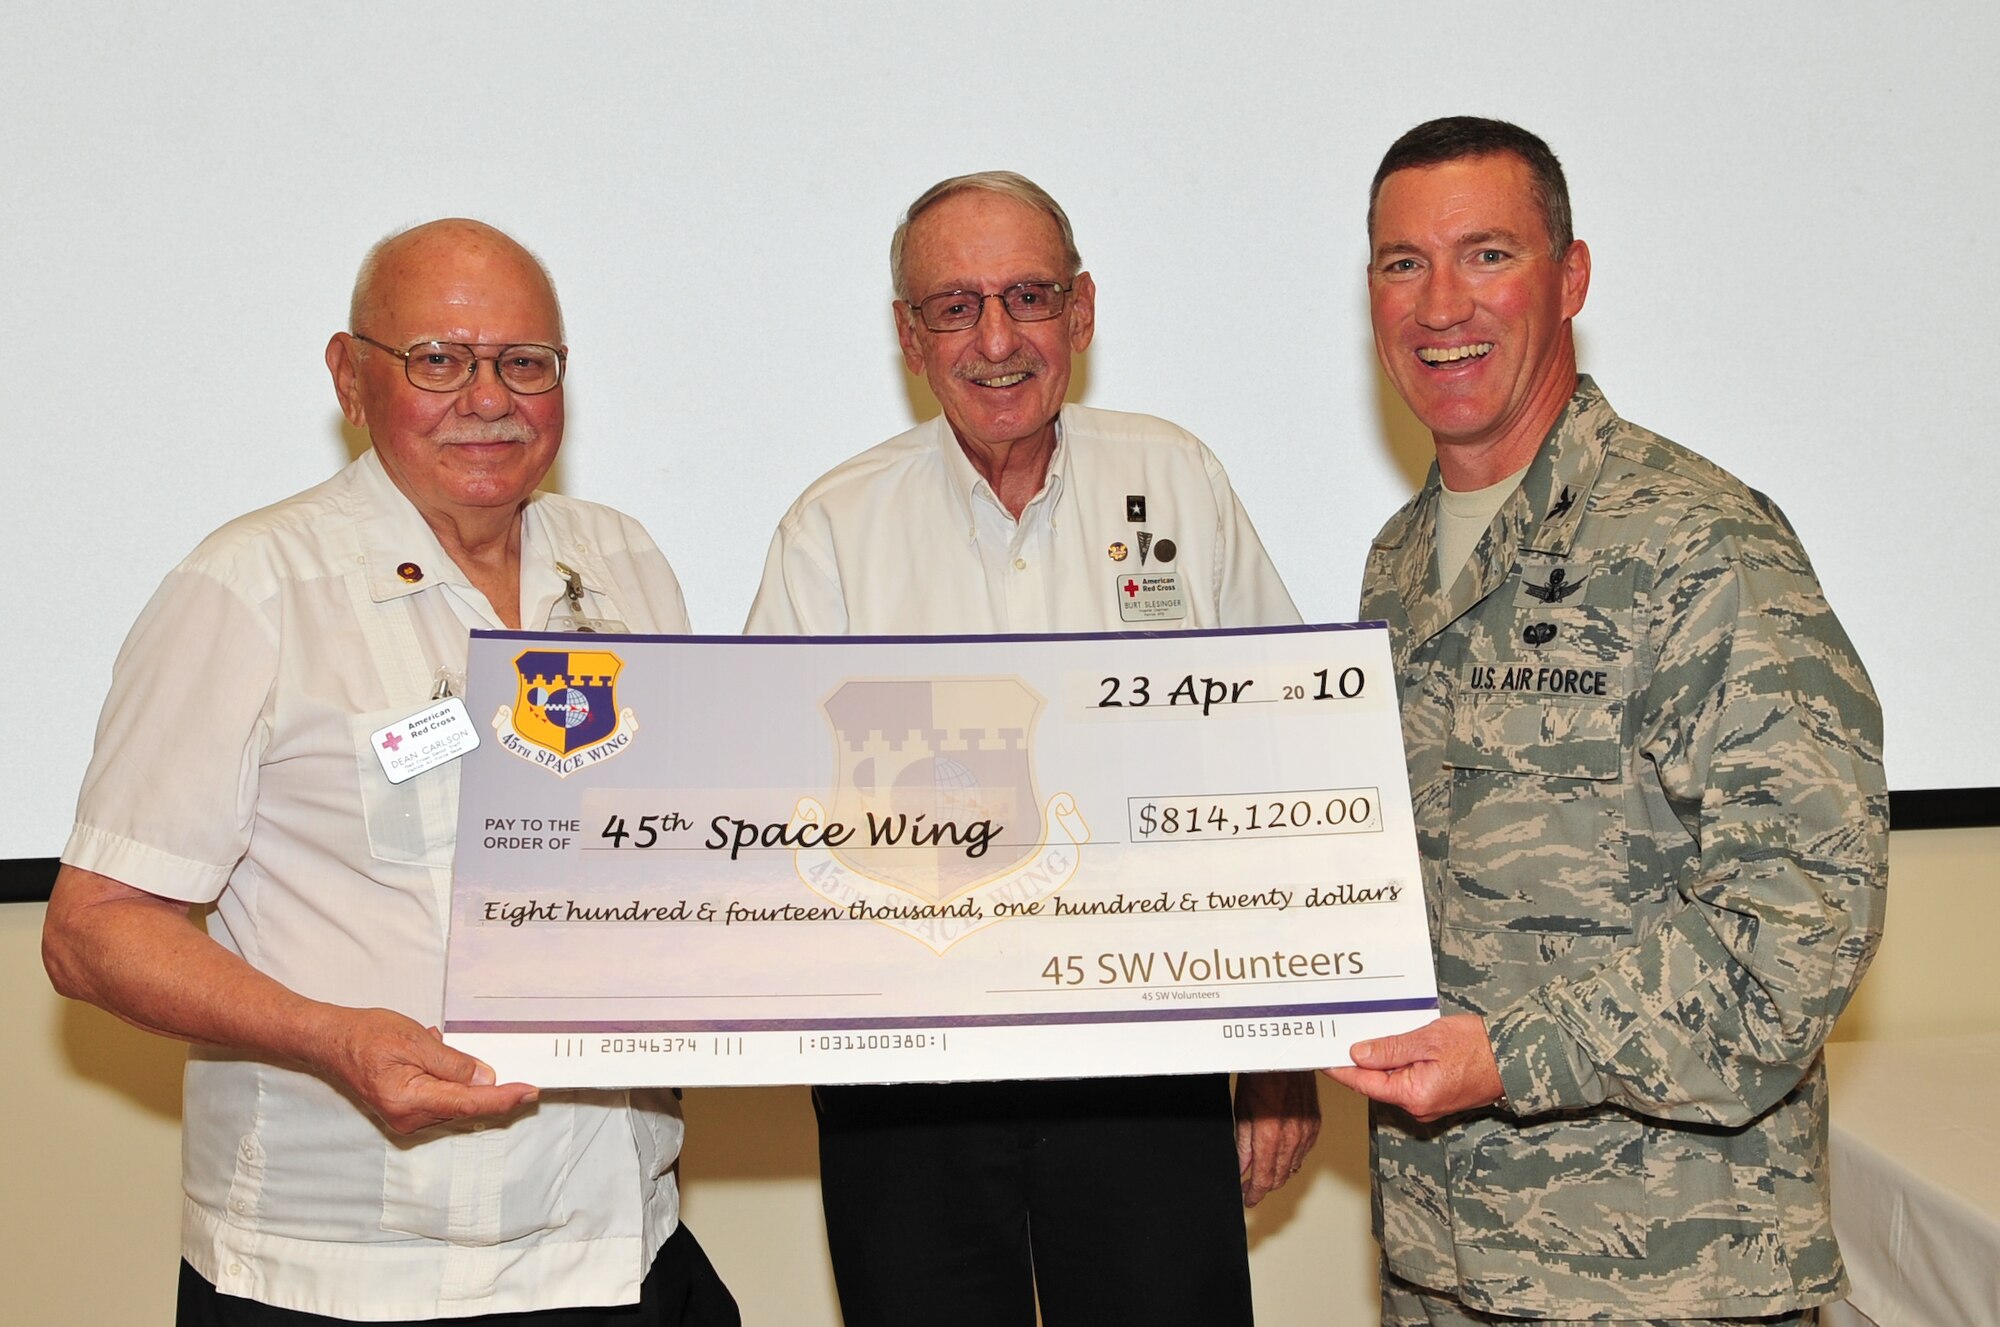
[348,449,469,604]
[345,449,599,616]
[935,406,1072,534]
[1513,373,1614,560]
[1371,375,1613,558]
[1368,376,1617,651]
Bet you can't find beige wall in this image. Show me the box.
[6,825,1989,1325]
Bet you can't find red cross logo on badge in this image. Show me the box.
[380,731,403,752]
[1123,579,1139,598]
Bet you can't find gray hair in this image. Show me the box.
[889,171,1083,302]
[348,219,564,339]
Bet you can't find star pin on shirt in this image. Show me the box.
[1114,493,1184,622]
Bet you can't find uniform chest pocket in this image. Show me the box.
[1441,689,1630,935]
[352,707,461,870]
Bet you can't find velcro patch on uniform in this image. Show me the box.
[1511,559,1633,611]
[1515,564,1587,605]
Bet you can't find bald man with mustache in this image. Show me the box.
[45,219,737,1326]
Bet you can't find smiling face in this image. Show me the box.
[326,220,566,535]
[1369,152,1591,486]
[894,189,1095,458]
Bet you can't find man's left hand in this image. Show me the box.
[1233,1070,1321,1206]
[1324,1014,1503,1123]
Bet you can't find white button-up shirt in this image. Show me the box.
[63,450,691,1320]
[747,404,1298,634]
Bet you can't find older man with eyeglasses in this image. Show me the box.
[746,171,1320,1327]
[44,219,738,1326]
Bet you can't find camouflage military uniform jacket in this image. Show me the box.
[1359,377,1887,1319]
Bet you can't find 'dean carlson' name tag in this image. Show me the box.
[372,697,480,784]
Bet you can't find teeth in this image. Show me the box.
[977,373,1029,387]
[1417,343,1494,364]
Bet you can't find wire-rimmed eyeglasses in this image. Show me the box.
[349,334,566,395]
[905,282,1074,333]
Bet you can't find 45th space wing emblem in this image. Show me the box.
[788,677,1091,954]
[492,648,639,778]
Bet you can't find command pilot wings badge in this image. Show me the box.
[492,648,639,777]
[1523,566,1584,604]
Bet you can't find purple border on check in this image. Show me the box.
[447,995,1439,1035]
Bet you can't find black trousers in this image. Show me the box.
[176,1223,739,1326]
[814,1073,1254,1327]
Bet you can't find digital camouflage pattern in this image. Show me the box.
[1360,377,1887,1319]
[1381,1259,1821,1326]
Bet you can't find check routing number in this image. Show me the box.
[442,623,1439,1087]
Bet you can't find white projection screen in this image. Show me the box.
[5,3,1994,869]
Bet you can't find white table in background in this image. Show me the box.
[1822,1034,2000,1326]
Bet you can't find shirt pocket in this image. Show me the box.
[351,707,460,870]
[1448,1107,1649,1258]
[1442,687,1630,938]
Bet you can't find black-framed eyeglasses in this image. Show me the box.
[349,334,566,395]
[906,282,1073,333]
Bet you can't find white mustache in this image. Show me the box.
[433,420,534,444]
[955,354,1041,381]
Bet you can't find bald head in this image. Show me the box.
[326,218,570,544]
[348,218,564,342]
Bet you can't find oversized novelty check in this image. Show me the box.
[442,623,1438,1086]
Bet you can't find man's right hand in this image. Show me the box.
[1324,1014,1504,1123]
[45,864,538,1134]
[320,1007,539,1134]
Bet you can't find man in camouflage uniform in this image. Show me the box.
[1327,117,1887,1326]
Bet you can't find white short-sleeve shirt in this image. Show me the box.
[746,404,1299,635]
[63,449,691,1320]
